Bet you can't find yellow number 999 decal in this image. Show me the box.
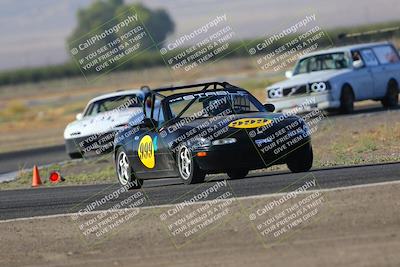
[138,135,155,168]
[228,118,272,128]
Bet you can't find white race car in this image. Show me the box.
[64,89,148,158]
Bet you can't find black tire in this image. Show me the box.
[227,169,249,179]
[381,80,399,108]
[340,85,354,114]
[177,145,205,184]
[115,147,143,189]
[68,152,83,159]
[286,144,313,173]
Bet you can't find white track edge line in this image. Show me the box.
[1,179,399,223]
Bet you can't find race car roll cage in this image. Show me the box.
[143,82,243,120]
[141,81,275,128]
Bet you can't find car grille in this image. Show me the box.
[282,85,308,97]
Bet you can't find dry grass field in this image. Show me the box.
[0,57,279,153]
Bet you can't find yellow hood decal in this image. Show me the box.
[228,118,272,129]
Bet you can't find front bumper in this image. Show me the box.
[64,131,116,155]
[194,132,311,172]
[267,92,340,113]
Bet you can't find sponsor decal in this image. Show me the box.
[228,118,272,129]
[138,135,155,168]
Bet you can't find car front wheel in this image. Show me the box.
[177,145,205,184]
[286,143,313,173]
[340,86,354,114]
[116,147,143,189]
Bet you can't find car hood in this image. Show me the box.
[64,107,143,139]
[165,112,301,147]
[268,69,351,89]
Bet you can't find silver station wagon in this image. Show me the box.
[266,42,400,113]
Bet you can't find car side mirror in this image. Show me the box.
[76,113,83,120]
[352,60,364,69]
[140,118,157,129]
[263,103,275,112]
[285,70,293,78]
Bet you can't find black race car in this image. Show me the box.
[113,82,313,189]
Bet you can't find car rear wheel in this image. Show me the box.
[177,145,205,184]
[227,169,249,179]
[340,86,354,114]
[116,147,143,189]
[381,81,399,108]
[286,143,313,173]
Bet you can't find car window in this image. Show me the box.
[152,100,164,126]
[169,100,204,118]
[295,52,349,75]
[157,106,165,125]
[230,95,259,113]
[372,45,400,64]
[296,58,309,74]
[168,91,263,119]
[84,94,142,116]
[360,49,379,67]
[84,103,94,117]
[308,57,319,72]
[144,94,164,126]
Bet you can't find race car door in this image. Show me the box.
[133,99,178,179]
[351,49,374,100]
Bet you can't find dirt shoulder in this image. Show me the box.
[1,182,399,267]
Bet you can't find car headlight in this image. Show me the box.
[188,137,211,149]
[267,88,283,98]
[212,138,237,146]
[310,82,330,93]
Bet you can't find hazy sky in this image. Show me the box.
[0,0,398,70]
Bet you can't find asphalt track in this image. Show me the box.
[0,145,68,175]
[0,162,399,220]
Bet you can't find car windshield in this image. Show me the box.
[294,52,349,75]
[167,90,265,120]
[84,94,143,116]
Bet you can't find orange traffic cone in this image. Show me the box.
[49,171,64,184]
[32,165,42,187]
